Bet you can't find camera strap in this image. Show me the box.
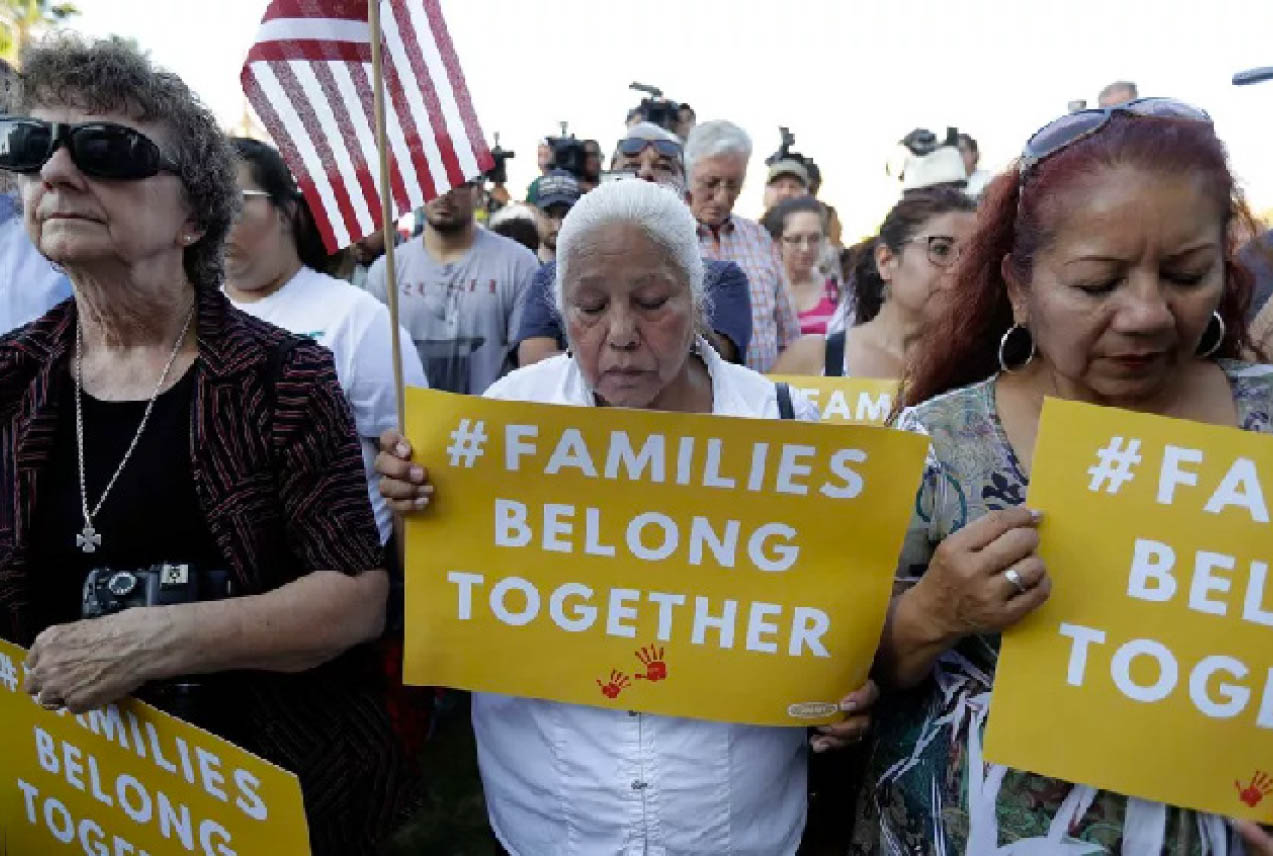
[775,382,795,420]
[824,331,847,377]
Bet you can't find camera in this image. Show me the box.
[482,131,515,186]
[765,126,798,167]
[547,135,588,180]
[764,126,820,193]
[81,563,236,732]
[82,563,234,618]
[628,82,684,134]
[899,126,960,158]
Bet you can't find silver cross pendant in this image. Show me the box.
[76,525,102,554]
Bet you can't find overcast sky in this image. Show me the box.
[72,0,1273,239]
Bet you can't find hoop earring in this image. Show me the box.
[998,324,1036,373]
[1197,311,1226,359]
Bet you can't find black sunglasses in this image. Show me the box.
[1020,98,1211,181]
[0,117,180,180]
[617,137,683,159]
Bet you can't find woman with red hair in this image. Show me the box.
[852,100,1267,854]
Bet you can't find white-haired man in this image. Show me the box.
[686,120,800,373]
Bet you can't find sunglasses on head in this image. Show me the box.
[1019,98,1211,182]
[0,117,180,180]
[617,137,683,159]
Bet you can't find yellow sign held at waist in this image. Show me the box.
[0,638,310,855]
[986,397,1273,822]
[402,387,927,726]
[768,375,900,424]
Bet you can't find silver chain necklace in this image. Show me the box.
[73,302,197,554]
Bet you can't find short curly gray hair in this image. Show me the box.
[16,34,237,292]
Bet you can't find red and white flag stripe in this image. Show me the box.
[241,0,492,252]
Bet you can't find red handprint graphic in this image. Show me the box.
[1236,771,1273,808]
[597,670,631,699]
[633,645,668,682]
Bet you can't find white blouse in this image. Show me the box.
[474,341,819,856]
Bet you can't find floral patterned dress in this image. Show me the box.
[851,361,1273,856]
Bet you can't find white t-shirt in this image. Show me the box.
[474,341,818,856]
[229,266,429,542]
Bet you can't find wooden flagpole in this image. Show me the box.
[368,0,407,430]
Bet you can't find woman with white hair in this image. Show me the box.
[376,178,878,855]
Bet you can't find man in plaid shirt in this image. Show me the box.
[685,120,801,372]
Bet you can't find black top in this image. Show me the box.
[28,365,225,629]
[0,291,417,855]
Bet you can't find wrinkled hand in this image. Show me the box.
[376,428,434,514]
[25,608,178,713]
[811,680,880,753]
[1235,820,1273,854]
[912,507,1051,641]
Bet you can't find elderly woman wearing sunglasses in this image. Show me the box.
[850,99,1268,854]
[0,36,414,854]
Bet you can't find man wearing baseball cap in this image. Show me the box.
[533,170,581,264]
[762,158,811,210]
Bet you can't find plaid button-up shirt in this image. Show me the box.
[697,215,799,372]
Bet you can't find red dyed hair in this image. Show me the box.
[902,113,1261,407]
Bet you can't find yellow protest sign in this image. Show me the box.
[768,375,899,424]
[985,398,1273,822]
[403,387,927,726]
[0,638,310,855]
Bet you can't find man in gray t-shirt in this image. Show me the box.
[366,184,538,394]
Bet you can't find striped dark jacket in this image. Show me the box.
[0,288,415,854]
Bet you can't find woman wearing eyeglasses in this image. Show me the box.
[0,36,415,854]
[852,101,1265,854]
[763,195,842,336]
[772,187,976,377]
[224,137,427,547]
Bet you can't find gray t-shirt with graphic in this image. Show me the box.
[367,228,538,394]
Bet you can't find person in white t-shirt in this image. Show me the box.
[223,138,427,544]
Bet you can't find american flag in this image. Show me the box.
[241,0,493,252]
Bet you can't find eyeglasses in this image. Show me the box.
[617,137,683,159]
[0,117,180,180]
[901,235,961,268]
[1020,97,1211,181]
[232,189,272,221]
[693,175,743,196]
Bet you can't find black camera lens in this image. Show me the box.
[107,571,138,598]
